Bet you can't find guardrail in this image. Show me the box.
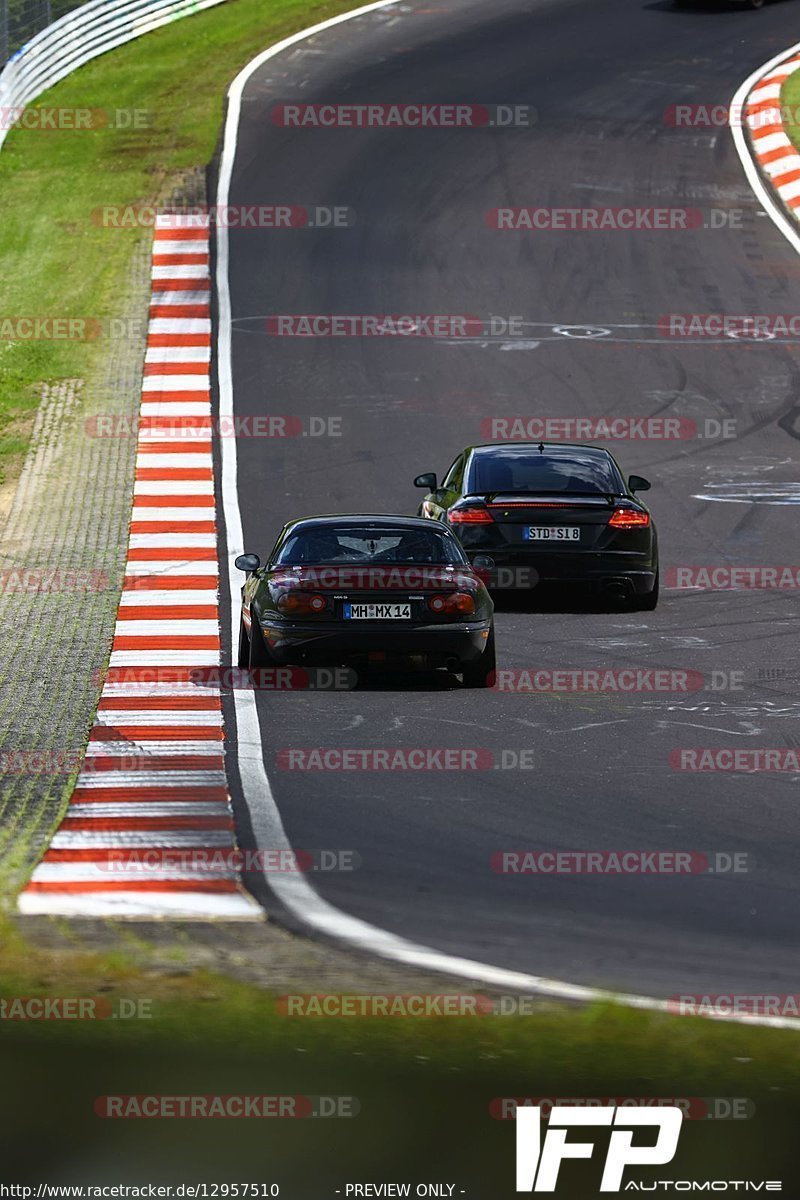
[0,0,228,151]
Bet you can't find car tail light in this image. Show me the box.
[449,506,494,524]
[608,507,650,530]
[450,592,476,614]
[428,592,476,615]
[276,591,328,615]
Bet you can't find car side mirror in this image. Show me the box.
[414,473,437,490]
[628,475,651,494]
[235,552,261,574]
[471,554,496,584]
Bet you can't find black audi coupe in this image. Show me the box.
[414,443,658,609]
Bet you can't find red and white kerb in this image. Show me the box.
[19,215,258,918]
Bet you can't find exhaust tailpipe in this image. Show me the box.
[603,579,633,602]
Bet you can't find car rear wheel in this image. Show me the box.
[634,571,659,612]
[248,615,274,668]
[461,627,496,689]
[237,617,251,668]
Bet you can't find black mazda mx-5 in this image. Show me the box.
[235,515,496,686]
[414,442,659,609]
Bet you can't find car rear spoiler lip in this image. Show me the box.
[465,491,620,505]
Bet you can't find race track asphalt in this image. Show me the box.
[217,0,800,997]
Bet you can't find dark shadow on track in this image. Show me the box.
[645,0,786,12]
[491,585,646,615]
[347,668,463,692]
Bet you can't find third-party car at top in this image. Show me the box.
[414,442,658,609]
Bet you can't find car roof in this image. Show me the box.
[469,442,615,458]
[283,514,453,532]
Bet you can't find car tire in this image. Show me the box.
[634,571,659,612]
[248,614,274,669]
[237,617,251,668]
[461,627,496,689]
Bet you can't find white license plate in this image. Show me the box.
[524,527,581,542]
[344,603,412,619]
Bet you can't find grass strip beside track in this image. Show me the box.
[0,923,799,1184]
[0,0,367,489]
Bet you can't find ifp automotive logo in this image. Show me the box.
[514,1106,782,1192]
[516,1106,682,1191]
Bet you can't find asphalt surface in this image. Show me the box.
[218,0,800,997]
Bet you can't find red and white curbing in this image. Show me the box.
[744,53,800,213]
[19,214,259,919]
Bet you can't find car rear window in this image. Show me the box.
[468,451,622,494]
[275,526,468,565]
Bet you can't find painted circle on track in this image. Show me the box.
[693,482,800,504]
[552,325,612,339]
[724,328,777,341]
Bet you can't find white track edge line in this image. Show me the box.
[216,2,800,1030]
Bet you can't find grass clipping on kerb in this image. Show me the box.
[782,68,800,157]
[0,0,365,487]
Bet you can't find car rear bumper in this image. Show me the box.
[260,618,492,666]
[467,550,657,594]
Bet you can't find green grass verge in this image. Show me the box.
[782,70,800,161]
[0,0,368,488]
[0,923,799,1189]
